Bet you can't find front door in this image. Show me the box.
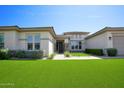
[56,41,64,53]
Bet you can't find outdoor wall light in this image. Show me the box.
[109,36,112,40]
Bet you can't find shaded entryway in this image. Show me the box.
[56,35,68,54]
[56,40,64,53]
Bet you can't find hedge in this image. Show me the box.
[8,50,43,59]
[0,49,43,59]
[85,49,104,56]
[106,48,117,56]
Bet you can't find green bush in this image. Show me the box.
[0,49,10,59]
[106,48,117,56]
[25,51,43,59]
[47,54,55,59]
[16,51,26,58]
[8,50,26,58]
[0,49,43,59]
[85,49,104,56]
[8,50,18,57]
[8,50,43,59]
[64,51,70,57]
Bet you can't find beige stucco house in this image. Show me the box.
[0,26,124,56]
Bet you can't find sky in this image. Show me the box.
[0,5,124,34]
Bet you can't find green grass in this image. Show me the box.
[70,52,90,56]
[0,59,124,88]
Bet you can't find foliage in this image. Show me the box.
[64,51,70,57]
[106,48,117,56]
[85,49,104,56]
[0,49,10,59]
[70,52,90,56]
[8,50,43,59]
[47,54,55,59]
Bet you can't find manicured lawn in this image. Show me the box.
[70,52,90,56]
[0,59,124,88]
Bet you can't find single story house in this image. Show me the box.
[0,26,124,56]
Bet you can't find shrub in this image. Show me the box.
[8,50,43,59]
[85,49,104,56]
[16,51,26,58]
[64,51,70,57]
[25,51,43,59]
[8,50,18,58]
[47,54,55,59]
[8,50,26,58]
[0,49,10,59]
[106,48,117,56]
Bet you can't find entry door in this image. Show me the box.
[58,42,64,53]
[56,41,64,53]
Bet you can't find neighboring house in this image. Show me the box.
[0,26,124,56]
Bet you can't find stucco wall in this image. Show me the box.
[40,39,49,56]
[0,30,54,56]
[69,34,88,40]
[0,31,18,50]
[47,33,55,55]
[19,32,26,50]
[19,32,49,55]
[48,40,54,55]
[86,32,110,49]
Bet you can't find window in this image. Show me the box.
[28,43,33,50]
[75,45,78,49]
[71,45,74,49]
[0,34,4,49]
[34,34,40,50]
[70,41,82,50]
[35,43,40,50]
[27,34,40,50]
[79,41,82,49]
[27,35,33,50]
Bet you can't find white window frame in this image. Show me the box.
[26,33,41,51]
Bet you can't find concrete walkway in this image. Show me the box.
[53,54,102,60]
[53,54,124,60]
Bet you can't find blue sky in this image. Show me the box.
[0,5,124,34]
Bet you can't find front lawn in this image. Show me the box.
[0,59,124,88]
[70,52,90,56]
